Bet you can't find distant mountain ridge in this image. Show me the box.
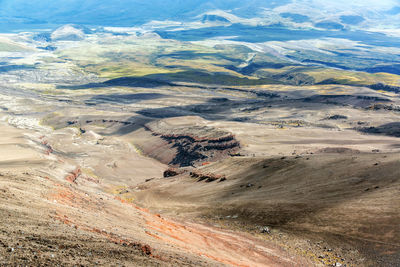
[0,0,398,34]
[0,0,272,28]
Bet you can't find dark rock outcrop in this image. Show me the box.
[358,122,400,137]
[145,122,240,167]
[190,171,226,183]
[325,115,348,120]
[163,168,181,178]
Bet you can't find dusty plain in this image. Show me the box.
[0,29,398,266]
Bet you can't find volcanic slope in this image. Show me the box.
[0,117,312,266]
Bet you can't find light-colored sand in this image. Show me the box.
[0,114,313,266]
[0,119,44,166]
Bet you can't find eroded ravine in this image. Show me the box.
[0,112,312,266]
[45,127,310,266]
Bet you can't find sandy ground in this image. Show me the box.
[0,118,313,266]
[0,80,399,266]
[0,125,43,163]
[0,30,399,267]
[133,152,400,265]
[1,82,400,266]
[1,111,398,266]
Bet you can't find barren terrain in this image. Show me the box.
[0,28,399,267]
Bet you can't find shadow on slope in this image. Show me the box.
[358,122,400,137]
[57,70,282,90]
[85,93,167,105]
[72,91,392,137]
[134,153,400,266]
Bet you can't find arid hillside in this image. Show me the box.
[0,27,399,267]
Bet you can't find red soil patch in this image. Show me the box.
[114,197,305,266]
[65,167,81,183]
[47,177,308,266]
[49,185,155,258]
[41,139,54,155]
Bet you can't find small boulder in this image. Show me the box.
[260,226,271,234]
[163,168,179,178]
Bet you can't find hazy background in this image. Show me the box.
[0,0,398,31]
